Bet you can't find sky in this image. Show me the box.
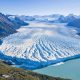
[0,0,80,16]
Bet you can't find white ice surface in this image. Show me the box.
[0,22,80,69]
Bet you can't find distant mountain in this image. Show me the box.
[8,16,29,26]
[19,16,35,21]
[7,14,80,24]
[8,15,35,21]
[49,14,77,23]
[33,14,62,23]
[67,18,80,28]
[67,18,80,35]
[0,13,17,37]
[64,14,76,23]
[32,14,78,23]
[0,13,29,38]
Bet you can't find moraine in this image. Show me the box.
[0,21,80,70]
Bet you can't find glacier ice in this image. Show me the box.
[0,22,80,69]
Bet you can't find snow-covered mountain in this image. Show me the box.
[33,14,63,23]
[67,18,80,28]
[8,15,29,27]
[67,18,80,36]
[7,14,80,24]
[31,14,79,23]
[0,21,80,70]
[8,15,35,21]
[19,16,35,21]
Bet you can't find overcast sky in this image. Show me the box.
[0,0,80,16]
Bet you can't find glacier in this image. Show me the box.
[0,22,80,70]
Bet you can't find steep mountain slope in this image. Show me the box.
[0,22,80,69]
[0,60,69,80]
[67,19,80,28]
[67,18,80,36]
[0,13,17,37]
[0,13,29,38]
[8,16,29,27]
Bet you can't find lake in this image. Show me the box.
[34,58,80,80]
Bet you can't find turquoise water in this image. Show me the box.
[34,59,80,80]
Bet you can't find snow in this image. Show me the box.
[0,22,80,69]
[2,75,10,78]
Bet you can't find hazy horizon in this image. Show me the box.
[0,0,80,16]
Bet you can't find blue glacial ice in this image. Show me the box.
[0,22,80,70]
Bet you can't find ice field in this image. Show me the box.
[0,22,80,69]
